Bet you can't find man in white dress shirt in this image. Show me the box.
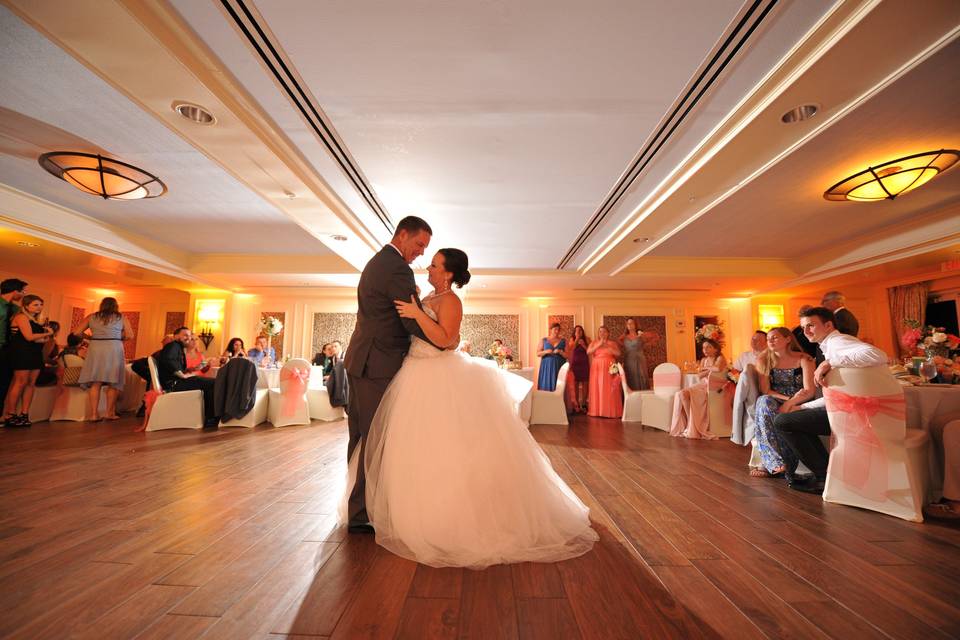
[732,330,767,371]
[773,306,887,493]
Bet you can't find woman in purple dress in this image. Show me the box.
[569,325,590,413]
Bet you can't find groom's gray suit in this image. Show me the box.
[344,245,431,525]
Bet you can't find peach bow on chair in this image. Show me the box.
[824,387,906,500]
[279,366,310,417]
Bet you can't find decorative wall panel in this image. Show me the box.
[70,306,86,332]
[164,311,186,336]
[311,313,358,359]
[602,315,668,380]
[121,311,140,361]
[460,314,520,361]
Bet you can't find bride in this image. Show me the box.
[360,247,598,569]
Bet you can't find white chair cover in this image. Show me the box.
[307,387,346,422]
[822,366,929,522]
[267,358,311,427]
[530,362,570,426]
[639,363,682,431]
[144,356,204,431]
[620,368,644,423]
[26,385,57,423]
[49,386,107,422]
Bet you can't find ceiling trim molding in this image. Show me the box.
[557,0,780,269]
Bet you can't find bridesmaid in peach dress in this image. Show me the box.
[669,338,727,439]
[586,326,623,418]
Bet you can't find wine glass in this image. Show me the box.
[919,358,938,384]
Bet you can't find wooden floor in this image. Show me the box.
[1,415,959,640]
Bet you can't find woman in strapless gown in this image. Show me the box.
[360,248,597,569]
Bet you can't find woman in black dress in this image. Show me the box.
[2,295,53,427]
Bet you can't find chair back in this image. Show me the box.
[651,363,681,396]
[147,356,162,392]
[824,366,905,441]
[278,358,312,390]
[554,362,570,396]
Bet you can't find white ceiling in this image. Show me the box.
[0,3,332,256]
[651,36,960,259]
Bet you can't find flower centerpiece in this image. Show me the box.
[695,322,725,346]
[258,316,284,363]
[900,320,959,359]
[487,341,513,368]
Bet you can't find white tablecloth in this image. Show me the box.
[507,367,534,423]
[904,385,960,500]
[119,363,147,413]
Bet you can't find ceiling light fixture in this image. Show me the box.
[38,152,167,200]
[824,150,959,201]
[173,101,216,125]
[781,104,818,123]
[16,241,38,248]
[633,237,651,243]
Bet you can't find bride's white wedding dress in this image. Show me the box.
[363,305,598,569]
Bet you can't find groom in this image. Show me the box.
[344,215,435,533]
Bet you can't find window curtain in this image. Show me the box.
[887,283,928,356]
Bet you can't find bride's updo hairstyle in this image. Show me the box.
[438,248,471,288]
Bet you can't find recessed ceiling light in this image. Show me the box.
[633,237,650,243]
[330,234,348,242]
[781,104,818,124]
[16,241,38,248]
[283,190,296,199]
[172,101,216,125]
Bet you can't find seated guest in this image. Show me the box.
[924,412,960,520]
[670,338,727,439]
[537,324,566,391]
[36,321,62,386]
[821,291,859,336]
[247,335,275,366]
[312,342,331,368]
[732,330,767,372]
[750,327,815,478]
[485,338,512,361]
[792,305,821,360]
[221,337,246,362]
[586,326,622,418]
[59,333,87,367]
[130,335,174,417]
[183,335,210,376]
[772,306,887,493]
[156,327,219,427]
[455,339,472,355]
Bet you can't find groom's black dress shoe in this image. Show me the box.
[348,522,375,534]
[790,477,826,494]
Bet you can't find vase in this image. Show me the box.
[925,344,950,359]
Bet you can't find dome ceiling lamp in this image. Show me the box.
[38,151,167,200]
[824,149,959,202]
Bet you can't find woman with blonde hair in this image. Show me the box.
[75,297,134,421]
[751,326,816,478]
[2,295,53,427]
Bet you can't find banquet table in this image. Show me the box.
[903,384,960,500]
[507,366,534,424]
[208,365,326,390]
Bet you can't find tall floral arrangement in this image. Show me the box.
[487,341,512,367]
[258,316,284,337]
[695,322,725,346]
[900,320,959,358]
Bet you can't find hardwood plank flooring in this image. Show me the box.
[1,414,958,639]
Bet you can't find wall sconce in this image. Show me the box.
[758,304,785,331]
[195,300,224,350]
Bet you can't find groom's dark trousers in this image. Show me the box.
[344,245,432,526]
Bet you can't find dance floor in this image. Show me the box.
[1,415,958,639]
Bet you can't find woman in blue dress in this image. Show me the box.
[751,327,816,477]
[537,323,566,391]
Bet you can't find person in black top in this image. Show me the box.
[821,291,859,337]
[157,327,219,427]
[2,294,53,427]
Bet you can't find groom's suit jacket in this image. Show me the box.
[345,245,430,380]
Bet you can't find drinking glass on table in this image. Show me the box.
[920,358,938,384]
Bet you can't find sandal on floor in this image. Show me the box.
[749,467,785,478]
[103,415,121,421]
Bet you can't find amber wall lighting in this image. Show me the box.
[824,149,958,201]
[38,151,167,200]
[758,304,785,331]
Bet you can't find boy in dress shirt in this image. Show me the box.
[772,307,887,493]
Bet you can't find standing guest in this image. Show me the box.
[221,337,246,362]
[619,318,654,390]
[247,335,275,367]
[156,327,219,427]
[670,338,728,439]
[821,291,859,337]
[74,297,134,422]
[732,330,767,372]
[792,305,821,360]
[772,306,887,493]
[750,327,815,478]
[0,278,27,410]
[568,325,590,413]
[537,323,567,391]
[2,294,53,427]
[587,326,622,418]
[35,321,62,387]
